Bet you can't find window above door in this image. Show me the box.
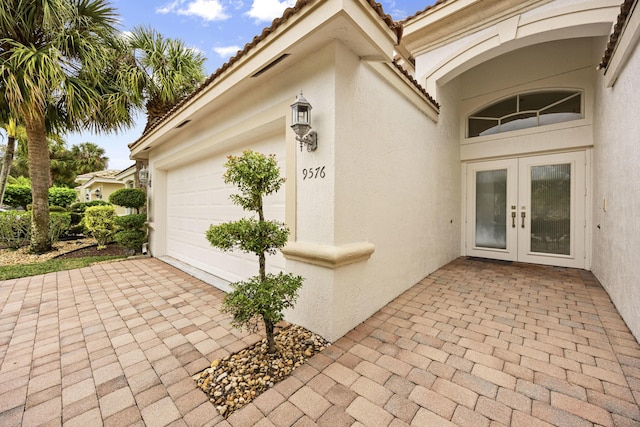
[467,90,583,138]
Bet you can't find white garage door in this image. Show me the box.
[165,136,286,284]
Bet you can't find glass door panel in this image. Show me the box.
[466,159,517,261]
[466,152,586,268]
[517,152,586,268]
[475,170,507,249]
[530,164,571,255]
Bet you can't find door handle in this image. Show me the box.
[521,211,526,228]
[511,211,516,228]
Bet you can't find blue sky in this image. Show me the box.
[65,0,435,170]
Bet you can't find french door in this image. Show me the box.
[465,152,586,268]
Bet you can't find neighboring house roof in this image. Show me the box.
[599,0,637,69]
[76,170,122,183]
[130,0,405,147]
[79,177,123,189]
[115,164,136,181]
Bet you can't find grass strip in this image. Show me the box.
[0,256,126,280]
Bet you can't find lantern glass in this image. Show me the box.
[139,166,149,187]
[291,92,312,128]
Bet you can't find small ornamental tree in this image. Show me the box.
[109,189,147,253]
[84,205,116,249]
[108,188,146,213]
[206,151,303,354]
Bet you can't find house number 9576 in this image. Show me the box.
[302,166,326,180]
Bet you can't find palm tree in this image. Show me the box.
[126,26,206,131]
[0,0,141,253]
[0,117,22,206]
[70,142,108,174]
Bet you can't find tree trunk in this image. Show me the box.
[264,318,276,353]
[0,135,16,206]
[24,114,51,254]
[258,195,265,282]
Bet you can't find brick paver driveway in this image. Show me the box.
[1,257,639,426]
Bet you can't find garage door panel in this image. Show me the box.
[165,136,286,284]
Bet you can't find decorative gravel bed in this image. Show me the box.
[194,324,329,418]
[0,238,99,266]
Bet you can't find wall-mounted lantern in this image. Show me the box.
[139,165,150,187]
[94,188,102,199]
[290,91,317,152]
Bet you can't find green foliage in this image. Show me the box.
[114,214,147,253]
[84,206,116,249]
[114,229,146,252]
[114,214,147,230]
[7,176,29,186]
[4,185,32,210]
[49,212,71,244]
[68,200,111,236]
[206,218,289,257]
[108,188,146,210]
[206,150,301,353]
[222,273,303,333]
[69,200,111,214]
[0,256,126,280]
[48,187,77,208]
[222,151,285,212]
[0,211,71,248]
[0,211,31,249]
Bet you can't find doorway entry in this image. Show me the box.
[465,151,586,268]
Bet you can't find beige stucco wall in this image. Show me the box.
[285,42,461,341]
[84,182,126,215]
[592,39,640,341]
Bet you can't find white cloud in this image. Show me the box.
[157,0,229,21]
[213,45,242,58]
[245,0,295,23]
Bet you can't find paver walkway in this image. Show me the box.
[1,257,639,426]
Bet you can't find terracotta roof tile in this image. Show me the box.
[77,170,122,180]
[131,0,402,147]
[392,59,440,109]
[599,0,637,70]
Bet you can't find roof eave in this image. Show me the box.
[129,0,401,159]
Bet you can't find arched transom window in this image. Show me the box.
[467,90,582,138]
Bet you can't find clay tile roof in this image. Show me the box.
[77,170,121,180]
[599,0,637,70]
[132,0,402,146]
[392,59,440,109]
[399,0,450,24]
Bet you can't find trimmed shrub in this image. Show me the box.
[0,211,70,248]
[114,214,146,230]
[84,205,116,249]
[69,200,111,214]
[48,187,77,208]
[114,214,146,253]
[49,212,71,244]
[109,188,146,212]
[4,185,32,210]
[0,211,31,249]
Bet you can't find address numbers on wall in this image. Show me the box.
[302,166,326,180]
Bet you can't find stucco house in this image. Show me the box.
[128,0,640,342]
[76,168,134,215]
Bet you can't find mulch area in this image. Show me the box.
[53,242,129,259]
